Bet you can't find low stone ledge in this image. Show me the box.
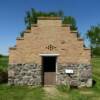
[24,29,31,33]
[77,37,83,41]
[9,47,16,50]
[31,24,38,27]
[84,48,91,50]
[16,37,24,40]
[71,30,78,33]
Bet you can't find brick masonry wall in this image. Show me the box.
[9,17,91,64]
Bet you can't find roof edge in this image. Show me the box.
[38,17,61,20]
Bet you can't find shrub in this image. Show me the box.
[0,69,8,84]
[0,54,3,58]
[0,56,8,70]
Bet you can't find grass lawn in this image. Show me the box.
[0,85,45,100]
[0,56,8,70]
[0,57,100,100]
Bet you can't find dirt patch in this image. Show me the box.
[43,86,68,100]
[44,86,59,96]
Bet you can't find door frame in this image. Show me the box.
[40,54,59,86]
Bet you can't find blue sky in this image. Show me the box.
[0,0,100,55]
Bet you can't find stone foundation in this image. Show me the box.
[8,63,92,87]
[57,64,92,87]
[8,64,42,86]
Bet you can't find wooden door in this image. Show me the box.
[44,72,56,85]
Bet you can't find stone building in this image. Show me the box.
[8,17,92,87]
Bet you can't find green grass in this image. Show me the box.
[56,85,71,92]
[0,57,100,100]
[0,56,8,70]
[0,85,45,100]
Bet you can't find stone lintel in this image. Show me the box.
[40,53,59,56]
[38,17,61,20]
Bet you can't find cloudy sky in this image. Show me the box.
[0,0,100,55]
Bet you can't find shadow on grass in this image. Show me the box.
[0,69,8,84]
[92,80,96,87]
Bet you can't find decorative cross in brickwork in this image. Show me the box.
[46,44,56,51]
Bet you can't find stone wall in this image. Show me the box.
[8,63,92,87]
[56,64,92,87]
[8,63,42,86]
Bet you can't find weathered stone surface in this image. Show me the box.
[57,64,92,87]
[86,78,92,87]
[8,63,42,86]
[8,63,92,87]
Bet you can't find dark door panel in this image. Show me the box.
[42,56,57,85]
